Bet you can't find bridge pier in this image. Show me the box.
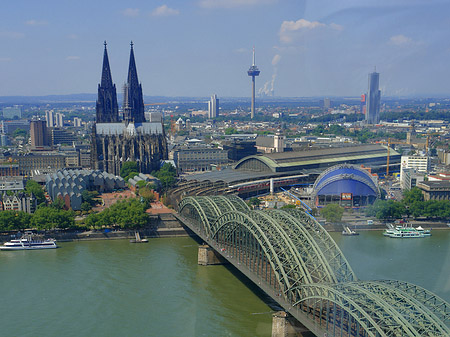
[272,311,313,337]
[197,245,227,266]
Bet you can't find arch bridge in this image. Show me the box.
[177,195,450,337]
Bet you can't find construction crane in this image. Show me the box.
[376,138,409,177]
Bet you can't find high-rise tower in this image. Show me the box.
[247,47,260,119]
[208,94,219,119]
[124,41,145,124]
[365,70,381,124]
[96,41,119,123]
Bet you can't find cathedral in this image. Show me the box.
[91,42,168,175]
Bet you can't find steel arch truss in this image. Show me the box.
[178,196,450,336]
[293,282,450,337]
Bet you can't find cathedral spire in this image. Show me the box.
[124,41,145,123]
[96,41,119,123]
[127,41,139,88]
[101,41,113,88]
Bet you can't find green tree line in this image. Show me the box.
[366,187,450,220]
[84,199,150,230]
[0,206,75,232]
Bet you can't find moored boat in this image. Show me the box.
[0,234,58,250]
[383,224,431,238]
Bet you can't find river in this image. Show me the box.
[0,230,448,337]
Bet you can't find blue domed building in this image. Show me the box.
[312,164,380,208]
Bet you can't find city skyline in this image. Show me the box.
[1,1,450,97]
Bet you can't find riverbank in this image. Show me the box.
[0,213,191,244]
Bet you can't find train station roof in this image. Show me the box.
[234,144,399,173]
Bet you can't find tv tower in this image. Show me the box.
[247,47,260,119]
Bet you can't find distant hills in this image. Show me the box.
[0,93,447,105]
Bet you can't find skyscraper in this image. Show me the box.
[45,110,54,127]
[208,94,219,119]
[30,120,49,148]
[55,112,64,127]
[365,71,381,124]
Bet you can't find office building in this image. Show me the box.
[50,128,76,146]
[2,120,30,135]
[73,117,82,127]
[401,155,430,173]
[208,94,219,119]
[55,112,64,127]
[323,98,331,110]
[45,110,54,127]
[30,120,50,149]
[2,106,22,119]
[365,71,381,124]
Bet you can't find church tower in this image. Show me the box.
[96,42,119,123]
[123,41,145,124]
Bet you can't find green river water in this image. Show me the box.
[0,230,448,337]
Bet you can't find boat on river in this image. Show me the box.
[383,224,431,238]
[0,234,57,250]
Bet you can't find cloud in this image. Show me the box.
[199,0,276,9]
[122,8,140,17]
[151,5,179,16]
[67,34,79,40]
[272,54,281,66]
[0,57,12,62]
[389,34,413,46]
[0,31,25,39]
[234,48,248,54]
[25,20,48,26]
[279,18,342,44]
[66,56,80,61]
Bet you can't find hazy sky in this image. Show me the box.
[1,0,450,97]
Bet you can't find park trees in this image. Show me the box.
[320,204,345,223]
[25,180,45,204]
[84,199,150,229]
[0,211,31,231]
[152,163,177,191]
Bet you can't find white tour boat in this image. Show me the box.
[383,224,431,238]
[0,235,58,250]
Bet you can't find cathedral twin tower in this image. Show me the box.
[91,42,167,176]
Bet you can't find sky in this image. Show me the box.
[1,0,450,98]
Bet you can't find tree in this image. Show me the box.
[152,163,177,191]
[126,171,140,182]
[136,180,147,189]
[80,202,92,213]
[13,128,27,138]
[31,207,75,230]
[365,200,405,220]
[248,197,262,208]
[0,211,31,231]
[25,179,45,204]
[81,190,99,206]
[320,204,345,223]
[120,161,139,178]
[139,187,155,204]
[224,127,237,135]
[281,204,296,209]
